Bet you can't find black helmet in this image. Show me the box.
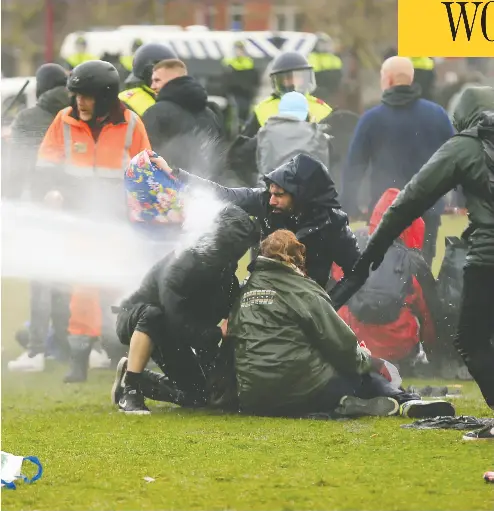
[130,42,178,86]
[270,52,312,75]
[67,60,120,117]
[269,51,315,96]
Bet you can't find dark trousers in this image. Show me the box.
[310,372,418,413]
[28,281,69,356]
[265,372,418,418]
[233,95,252,124]
[453,266,494,408]
[116,304,214,402]
[422,213,441,266]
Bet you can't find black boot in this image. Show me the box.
[64,335,93,383]
[141,369,193,405]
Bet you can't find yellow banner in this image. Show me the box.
[398,0,494,56]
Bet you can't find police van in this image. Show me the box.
[1,77,36,130]
[60,27,318,134]
[2,29,318,136]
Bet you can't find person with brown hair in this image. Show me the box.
[141,58,223,164]
[227,229,455,418]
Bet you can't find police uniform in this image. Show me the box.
[119,55,134,73]
[241,94,332,138]
[65,52,98,70]
[409,57,435,101]
[118,86,156,117]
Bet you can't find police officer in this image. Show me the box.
[119,38,144,79]
[240,51,332,138]
[222,41,259,124]
[64,35,98,71]
[409,57,436,102]
[308,33,343,104]
[118,42,178,117]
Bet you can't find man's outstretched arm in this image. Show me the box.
[150,153,266,218]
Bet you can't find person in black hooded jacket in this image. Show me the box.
[111,204,260,414]
[7,63,70,199]
[151,152,360,290]
[141,59,223,169]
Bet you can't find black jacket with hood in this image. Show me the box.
[121,204,260,351]
[363,86,494,268]
[8,85,70,197]
[174,154,360,288]
[142,75,223,166]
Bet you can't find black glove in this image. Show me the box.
[352,242,386,279]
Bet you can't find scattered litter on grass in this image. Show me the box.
[483,472,494,483]
[1,452,43,489]
[401,416,494,430]
[143,476,155,483]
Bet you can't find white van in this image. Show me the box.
[1,77,36,129]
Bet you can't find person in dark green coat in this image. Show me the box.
[354,86,494,412]
[228,229,455,419]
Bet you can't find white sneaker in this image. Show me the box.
[89,349,111,369]
[8,352,45,372]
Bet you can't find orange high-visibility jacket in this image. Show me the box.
[37,105,150,178]
[36,106,150,338]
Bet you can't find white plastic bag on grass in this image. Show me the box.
[1,451,43,489]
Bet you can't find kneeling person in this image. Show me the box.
[112,204,259,414]
[227,230,454,418]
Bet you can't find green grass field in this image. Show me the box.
[1,371,493,511]
[4,214,493,511]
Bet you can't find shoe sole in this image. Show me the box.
[462,434,491,441]
[111,357,128,405]
[405,401,455,419]
[338,396,399,417]
[118,408,151,415]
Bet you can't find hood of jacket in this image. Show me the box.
[264,153,340,213]
[381,84,421,107]
[369,188,425,250]
[453,86,494,132]
[157,75,208,113]
[37,86,71,117]
[187,204,260,272]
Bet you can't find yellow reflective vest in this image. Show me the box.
[409,57,435,70]
[119,55,134,72]
[118,86,156,117]
[222,56,255,71]
[254,95,332,127]
[66,53,98,69]
[308,53,343,72]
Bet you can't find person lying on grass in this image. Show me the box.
[111,203,260,415]
[226,229,455,419]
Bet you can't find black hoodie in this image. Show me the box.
[8,85,70,198]
[175,154,360,288]
[122,204,260,350]
[142,75,223,167]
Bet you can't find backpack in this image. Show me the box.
[348,241,413,325]
[256,116,330,186]
[436,236,467,330]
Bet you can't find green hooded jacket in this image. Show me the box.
[367,86,494,267]
[228,257,371,414]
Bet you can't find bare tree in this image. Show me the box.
[292,0,397,110]
[1,0,169,75]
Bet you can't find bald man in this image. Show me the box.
[342,56,454,265]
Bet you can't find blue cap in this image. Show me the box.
[278,91,309,121]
